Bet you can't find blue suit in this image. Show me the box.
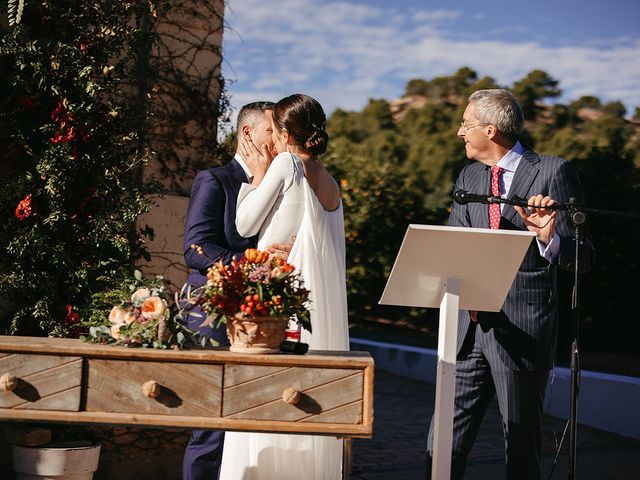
[182,158,256,480]
[427,150,595,479]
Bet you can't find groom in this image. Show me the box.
[181,101,275,480]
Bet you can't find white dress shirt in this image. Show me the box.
[234,153,252,182]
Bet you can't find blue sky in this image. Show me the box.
[222,0,640,125]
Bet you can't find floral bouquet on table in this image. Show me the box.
[83,270,195,349]
[190,247,311,352]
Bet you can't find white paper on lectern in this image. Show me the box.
[379,225,536,312]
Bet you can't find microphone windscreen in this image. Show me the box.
[453,190,469,205]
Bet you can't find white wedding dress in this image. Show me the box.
[220,152,349,480]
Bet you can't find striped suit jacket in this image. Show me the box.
[449,149,595,371]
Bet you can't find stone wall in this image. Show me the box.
[136,0,225,290]
[136,194,190,292]
[90,426,191,480]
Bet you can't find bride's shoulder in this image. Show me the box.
[271,152,299,175]
[271,152,297,168]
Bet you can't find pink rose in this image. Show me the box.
[124,311,136,325]
[141,296,166,320]
[109,306,129,325]
[110,323,123,340]
[131,287,151,304]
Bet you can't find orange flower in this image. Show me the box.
[244,248,270,264]
[130,287,151,304]
[141,296,166,320]
[109,306,129,325]
[110,323,123,340]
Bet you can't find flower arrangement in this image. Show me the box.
[193,247,311,334]
[82,271,195,349]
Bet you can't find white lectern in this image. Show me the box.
[380,225,535,480]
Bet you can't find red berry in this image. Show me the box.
[253,294,260,302]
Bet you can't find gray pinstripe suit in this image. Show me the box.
[427,149,595,479]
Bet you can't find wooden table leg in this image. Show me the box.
[342,437,353,480]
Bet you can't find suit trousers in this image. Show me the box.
[427,321,549,480]
[182,306,230,480]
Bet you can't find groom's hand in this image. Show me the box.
[268,241,294,262]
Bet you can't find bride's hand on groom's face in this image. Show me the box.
[239,135,274,185]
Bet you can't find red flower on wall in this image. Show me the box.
[50,100,77,144]
[78,36,93,53]
[15,194,33,221]
[65,305,80,325]
[51,101,71,125]
[65,305,81,337]
[51,125,76,144]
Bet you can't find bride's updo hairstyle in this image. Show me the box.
[272,94,329,156]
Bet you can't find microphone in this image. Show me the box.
[453,190,570,210]
[453,190,493,205]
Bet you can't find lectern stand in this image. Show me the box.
[380,225,535,479]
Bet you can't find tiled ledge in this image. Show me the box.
[351,337,640,440]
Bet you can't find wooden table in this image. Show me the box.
[0,336,374,478]
[0,336,373,438]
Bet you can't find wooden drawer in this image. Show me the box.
[0,353,82,411]
[223,364,364,423]
[86,359,222,417]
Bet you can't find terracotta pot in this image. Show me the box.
[226,314,288,354]
[12,441,101,479]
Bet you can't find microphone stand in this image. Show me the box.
[549,202,639,480]
[568,200,586,480]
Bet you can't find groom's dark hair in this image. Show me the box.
[237,101,275,131]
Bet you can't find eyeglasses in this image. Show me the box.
[459,121,489,134]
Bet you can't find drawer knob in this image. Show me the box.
[142,380,161,398]
[282,387,301,405]
[0,373,18,392]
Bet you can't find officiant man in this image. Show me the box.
[426,89,595,479]
[181,101,275,480]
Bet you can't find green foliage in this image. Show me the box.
[511,69,561,118]
[325,100,446,313]
[569,95,602,111]
[325,151,435,312]
[404,67,478,100]
[0,1,164,336]
[7,0,25,26]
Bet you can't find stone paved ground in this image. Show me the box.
[351,370,640,479]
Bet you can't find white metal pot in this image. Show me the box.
[12,441,101,480]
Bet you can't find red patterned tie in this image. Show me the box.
[489,166,503,229]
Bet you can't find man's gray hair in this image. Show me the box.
[469,89,524,141]
[236,101,275,131]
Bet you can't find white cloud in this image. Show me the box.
[222,0,640,124]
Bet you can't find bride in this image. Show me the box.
[219,94,349,479]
